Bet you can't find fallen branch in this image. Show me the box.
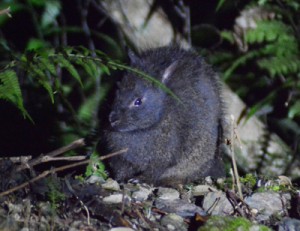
[0,148,128,197]
[17,138,86,171]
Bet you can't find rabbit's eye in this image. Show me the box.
[134,98,142,106]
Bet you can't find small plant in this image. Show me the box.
[240,173,257,189]
[85,152,108,180]
[199,215,271,231]
[46,176,65,211]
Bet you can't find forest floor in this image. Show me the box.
[0,147,299,231]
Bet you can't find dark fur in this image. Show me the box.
[106,46,225,186]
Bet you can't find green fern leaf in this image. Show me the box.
[78,84,109,123]
[56,55,83,86]
[224,51,260,80]
[39,79,55,103]
[245,91,276,122]
[77,57,102,79]
[99,63,110,75]
[288,100,300,119]
[258,56,300,77]
[29,64,55,103]
[0,70,32,121]
[39,57,57,76]
[246,21,289,44]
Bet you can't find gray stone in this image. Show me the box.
[103,194,127,204]
[155,198,206,217]
[109,228,135,231]
[245,192,291,222]
[86,175,105,184]
[278,218,300,231]
[202,191,234,216]
[192,185,218,196]
[132,185,152,202]
[157,187,180,200]
[102,178,120,191]
[160,213,187,231]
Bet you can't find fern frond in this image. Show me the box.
[39,56,57,76]
[258,56,300,77]
[223,51,260,80]
[55,55,83,86]
[288,100,300,119]
[0,70,32,121]
[246,21,292,44]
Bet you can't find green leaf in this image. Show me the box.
[99,63,110,75]
[78,94,99,123]
[56,55,83,86]
[216,0,226,11]
[288,100,300,119]
[110,62,182,104]
[0,70,33,122]
[85,152,107,179]
[245,91,276,123]
[78,84,109,122]
[39,78,55,103]
[28,0,46,7]
[258,56,300,77]
[224,51,259,80]
[27,63,55,103]
[26,39,48,50]
[39,57,57,76]
[220,30,235,44]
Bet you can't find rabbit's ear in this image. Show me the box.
[162,60,179,84]
[128,49,141,66]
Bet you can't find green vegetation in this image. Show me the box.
[199,216,271,231]
[209,1,300,140]
[84,151,108,180]
[46,176,65,211]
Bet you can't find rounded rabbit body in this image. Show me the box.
[107,46,225,186]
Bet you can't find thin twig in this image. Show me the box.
[230,115,243,200]
[39,155,87,162]
[134,208,155,231]
[17,138,86,171]
[65,178,90,225]
[0,148,128,197]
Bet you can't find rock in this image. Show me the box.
[160,213,187,231]
[245,192,291,222]
[192,185,218,196]
[103,194,128,204]
[86,175,106,184]
[155,198,206,217]
[205,176,213,185]
[102,178,120,191]
[278,218,300,231]
[132,185,152,202]
[202,191,234,215]
[156,187,180,200]
[109,228,135,231]
[0,215,19,231]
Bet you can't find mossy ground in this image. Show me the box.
[199,216,271,231]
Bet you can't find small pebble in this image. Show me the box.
[157,187,180,200]
[103,194,124,204]
[102,178,120,191]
